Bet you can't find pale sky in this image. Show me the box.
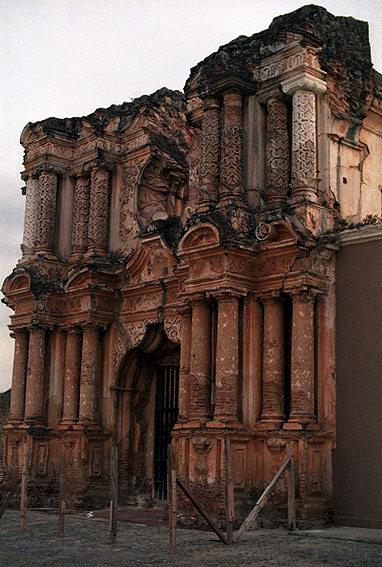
[1,0,381,392]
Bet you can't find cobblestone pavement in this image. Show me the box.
[0,510,381,567]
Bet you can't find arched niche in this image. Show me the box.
[136,157,188,229]
[178,223,220,252]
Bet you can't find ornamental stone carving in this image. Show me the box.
[164,315,182,344]
[199,99,220,206]
[220,125,243,194]
[125,321,148,347]
[137,160,187,227]
[35,170,57,255]
[119,158,145,255]
[21,176,40,257]
[291,90,317,188]
[88,167,110,254]
[266,98,289,204]
[71,175,90,256]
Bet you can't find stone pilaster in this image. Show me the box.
[8,330,29,424]
[213,293,239,423]
[285,291,316,429]
[219,92,244,205]
[266,97,289,205]
[177,306,192,423]
[21,176,40,259]
[78,325,99,426]
[35,170,58,256]
[24,326,46,424]
[199,97,221,209]
[71,174,90,259]
[87,167,110,256]
[189,297,211,423]
[259,296,285,429]
[282,73,326,203]
[61,327,82,426]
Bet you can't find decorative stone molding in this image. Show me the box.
[87,167,110,255]
[254,44,321,82]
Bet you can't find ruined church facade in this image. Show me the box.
[2,6,382,525]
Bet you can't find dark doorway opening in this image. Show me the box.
[154,365,179,499]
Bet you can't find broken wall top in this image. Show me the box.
[185,4,380,121]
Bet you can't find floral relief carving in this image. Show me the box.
[22,177,40,255]
[72,176,90,253]
[119,158,145,255]
[35,171,57,252]
[292,91,316,186]
[220,125,243,195]
[199,110,220,203]
[266,98,289,202]
[88,168,109,250]
[164,315,182,344]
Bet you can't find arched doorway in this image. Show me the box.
[115,326,180,505]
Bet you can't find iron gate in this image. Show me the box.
[154,365,179,499]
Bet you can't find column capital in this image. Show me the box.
[203,96,220,111]
[208,290,242,303]
[289,289,318,303]
[281,72,327,96]
[176,303,192,318]
[259,291,284,304]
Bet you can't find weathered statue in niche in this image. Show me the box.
[137,160,188,228]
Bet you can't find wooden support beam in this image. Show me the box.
[234,456,291,542]
[58,453,66,537]
[109,445,118,544]
[20,441,28,531]
[176,478,228,545]
[224,437,234,544]
[0,480,20,522]
[286,444,296,531]
[167,445,177,555]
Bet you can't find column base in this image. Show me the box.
[74,421,101,431]
[32,249,57,261]
[257,419,284,431]
[206,420,244,429]
[283,415,315,430]
[289,187,317,204]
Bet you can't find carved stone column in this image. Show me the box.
[87,167,110,256]
[219,92,244,205]
[285,291,316,428]
[78,325,99,425]
[282,74,326,203]
[199,97,221,209]
[189,297,211,423]
[35,170,58,256]
[24,326,46,423]
[259,296,285,429]
[21,176,40,259]
[266,97,289,205]
[178,306,192,423]
[213,293,239,423]
[8,329,29,424]
[71,174,90,259]
[61,327,82,425]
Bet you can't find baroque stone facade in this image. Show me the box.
[2,5,382,526]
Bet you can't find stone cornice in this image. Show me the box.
[281,72,327,96]
[339,224,382,246]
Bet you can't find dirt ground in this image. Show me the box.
[0,509,381,567]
